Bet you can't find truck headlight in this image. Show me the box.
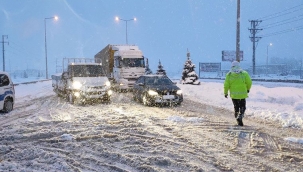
[177,90,182,95]
[148,90,158,96]
[108,90,113,95]
[73,81,82,89]
[105,81,111,87]
[74,92,80,97]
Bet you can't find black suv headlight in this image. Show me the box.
[148,90,158,96]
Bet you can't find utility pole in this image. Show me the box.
[300,58,302,79]
[1,35,9,71]
[236,0,241,62]
[249,20,262,75]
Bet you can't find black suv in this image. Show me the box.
[133,75,183,106]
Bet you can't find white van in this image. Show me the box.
[0,72,15,113]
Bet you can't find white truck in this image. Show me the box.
[51,58,112,104]
[94,44,145,91]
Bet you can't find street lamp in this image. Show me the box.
[266,43,272,76]
[115,16,136,44]
[44,16,58,79]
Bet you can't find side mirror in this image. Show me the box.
[62,72,69,79]
[173,82,177,84]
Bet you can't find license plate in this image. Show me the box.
[163,95,175,99]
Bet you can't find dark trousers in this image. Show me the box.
[232,99,246,118]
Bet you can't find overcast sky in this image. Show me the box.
[1,0,302,77]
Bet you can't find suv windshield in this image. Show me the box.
[70,65,105,77]
[145,77,173,85]
[0,74,10,86]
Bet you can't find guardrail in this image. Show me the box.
[13,79,51,86]
[199,77,303,83]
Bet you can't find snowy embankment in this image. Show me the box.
[177,79,303,129]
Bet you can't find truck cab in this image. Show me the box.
[112,46,145,91]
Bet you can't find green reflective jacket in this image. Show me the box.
[224,70,252,99]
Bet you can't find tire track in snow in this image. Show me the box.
[0,95,57,127]
[1,90,303,171]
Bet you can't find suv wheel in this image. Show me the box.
[142,94,151,106]
[68,93,74,104]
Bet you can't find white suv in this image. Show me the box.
[0,72,15,113]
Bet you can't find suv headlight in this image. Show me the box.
[105,81,111,87]
[73,81,82,89]
[148,90,158,96]
[177,90,182,95]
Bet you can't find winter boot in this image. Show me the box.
[236,114,244,126]
[237,107,246,126]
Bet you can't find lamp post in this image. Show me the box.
[44,16,58,79]
[115,16,136,44]
[266,43,272,76]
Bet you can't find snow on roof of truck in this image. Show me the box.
[112,45,139,51]
[114,50,143,57]
[69,63,102,66]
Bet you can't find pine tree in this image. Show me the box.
[145,58,153,75]
[23,70,28,78]
[181,49,200,84]
[156,60,166,75]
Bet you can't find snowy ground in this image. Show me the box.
[0,78,302,171]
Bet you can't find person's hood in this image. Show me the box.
[230,61,243,73]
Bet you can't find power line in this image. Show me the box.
[257,5,303,38]
[5,49,22,56]
[261,14,303,29]
[258,3,303,21]
[261,8,303,21]
[8,41,39,58]
[260,25,303,37]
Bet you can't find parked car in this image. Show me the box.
[0,72,15,113]
[133,75,183,106]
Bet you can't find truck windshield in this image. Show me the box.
[121,58,145,67]
[71,65,105,77]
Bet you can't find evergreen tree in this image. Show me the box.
[23,70,28,78]
[156,60,166,75]
[181,49,200,84]
[145,58,153,75]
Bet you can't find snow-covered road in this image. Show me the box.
[0,81,302,171]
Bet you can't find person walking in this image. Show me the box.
[224,61,252,126]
